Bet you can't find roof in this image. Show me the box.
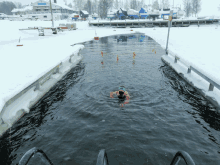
[81,10,89,14]
[52,3,74,11]
[12,6,33,13]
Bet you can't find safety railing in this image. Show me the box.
[170,151,195,165]
[18,147,54,165]
[167,52,220,92]
[0,50,81,125]
[19,148,194,165]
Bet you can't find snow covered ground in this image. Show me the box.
[0,19,220,134]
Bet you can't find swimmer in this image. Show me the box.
[110,86,130,107]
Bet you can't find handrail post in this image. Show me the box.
[209,83,214,91]
[187,66,191,73]
[165,10,173,55]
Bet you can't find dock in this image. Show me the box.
[89,19,220,28]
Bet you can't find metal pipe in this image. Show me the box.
[165,10,173,55]
[49,0,54,27]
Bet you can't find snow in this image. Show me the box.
[11,6,33,13]
[81,10,89,15]
[127,9,139,16]
[0,18,220,128]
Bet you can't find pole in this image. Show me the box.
[50,0,54,27]
[165,10,173,55]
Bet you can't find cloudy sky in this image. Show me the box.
[0,0,219,16]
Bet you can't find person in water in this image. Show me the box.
[110,86,130,107]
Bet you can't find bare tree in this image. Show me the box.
[13,2,22,9]
[130,0,137,10]
[124,0,129,10]
[114,0,119,9]
[68,3,73,8]
[183,0,192,17]
[84,0,92,14]
[0,1,16,15]
[98,0,113,18]
[191,0,201,17]
[161,0,170,9]
[92,0,98,14]
[73,0,86,11]
[152,0,159,10]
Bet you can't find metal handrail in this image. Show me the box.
[18,147,54,165]
[170,151,195,165]
[167,52,220,91]
[96,149,109,165]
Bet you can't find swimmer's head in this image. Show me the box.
[118,86,126,92]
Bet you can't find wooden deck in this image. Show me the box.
[89,19,220,28]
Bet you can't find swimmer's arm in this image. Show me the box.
[110,91,118,98]
[123,92,130,105]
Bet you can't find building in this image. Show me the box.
[11,0,78,20]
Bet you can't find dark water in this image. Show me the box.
[0,34,220,165]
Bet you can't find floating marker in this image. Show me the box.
[117,55,119,61]
[152,49,154,52]
[101,51,103,57]
[133,52,136,59]
[155,51,156,54]
[17,37,23,46]
[94,30,99,40]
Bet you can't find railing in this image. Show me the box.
[19,148,194,165]
[0,50,81,125]
[168,52,220,92]
[96,149,109,165]
[18,147,54,165]
[170,151,195,165]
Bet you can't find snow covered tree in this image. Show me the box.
[191,0,201,17]
[183,0,192,17]
[152,0,159,10]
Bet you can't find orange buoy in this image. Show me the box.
[101,51,103,57]
[155,51,156,54]
[94,37,99,40]
[117,55,119,61]
[131,29,133,31]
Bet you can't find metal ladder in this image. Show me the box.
[18,147,195,165]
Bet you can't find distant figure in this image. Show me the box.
[110,86,130,107]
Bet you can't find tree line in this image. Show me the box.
[183,0,201,17]
[0,1,19,15]
[73,0,147,18]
